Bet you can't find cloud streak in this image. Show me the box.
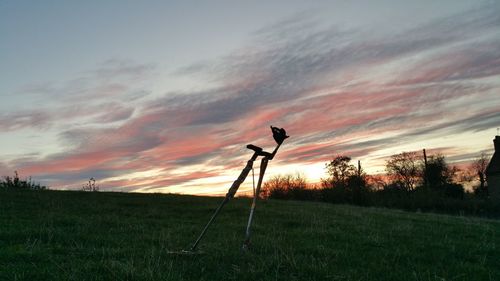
[3,3,500,192]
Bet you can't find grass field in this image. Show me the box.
[1,189,499,281]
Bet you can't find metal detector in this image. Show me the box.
[186,126,288,253]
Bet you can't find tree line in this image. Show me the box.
[1,149,495,216]
[1,172,100,192]
[262,151,497,217]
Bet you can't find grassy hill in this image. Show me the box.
[1,189,499,281]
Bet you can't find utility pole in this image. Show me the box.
[423,149,428,188]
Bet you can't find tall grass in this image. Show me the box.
[1,189,499,281]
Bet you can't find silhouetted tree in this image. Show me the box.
[321,156,370,204]
[471,153,489,195]
[385,152,421,192]
[423,154,463,198]
[323,155,357,189]
[425,154,455,188]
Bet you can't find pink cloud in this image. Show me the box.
[21,150,122,175]
[5,5,499,194]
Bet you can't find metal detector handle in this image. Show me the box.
[226,147,260,199]
[246,144,262,153]
[248,144,273,158]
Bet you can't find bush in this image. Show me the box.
[444,183,464,199]
[82,177,99,192]
[0,171,47,190]
[262,173,318,201]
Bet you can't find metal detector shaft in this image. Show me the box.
[242,140,285,249]
[190,149,260,251]
[242,157,268,249]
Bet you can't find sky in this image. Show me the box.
[1,0,499,195]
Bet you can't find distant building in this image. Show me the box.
[486,135,500,199]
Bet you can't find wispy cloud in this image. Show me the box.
[4,3,500,192]
[0,110,51,131]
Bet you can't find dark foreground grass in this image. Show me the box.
[1,189,499,281]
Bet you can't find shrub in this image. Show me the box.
[82,177,99,192]
[262,173,317,201]
[444,183,464,199]
[0,171,47,190]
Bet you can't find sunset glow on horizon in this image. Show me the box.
[1,1,499,195]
